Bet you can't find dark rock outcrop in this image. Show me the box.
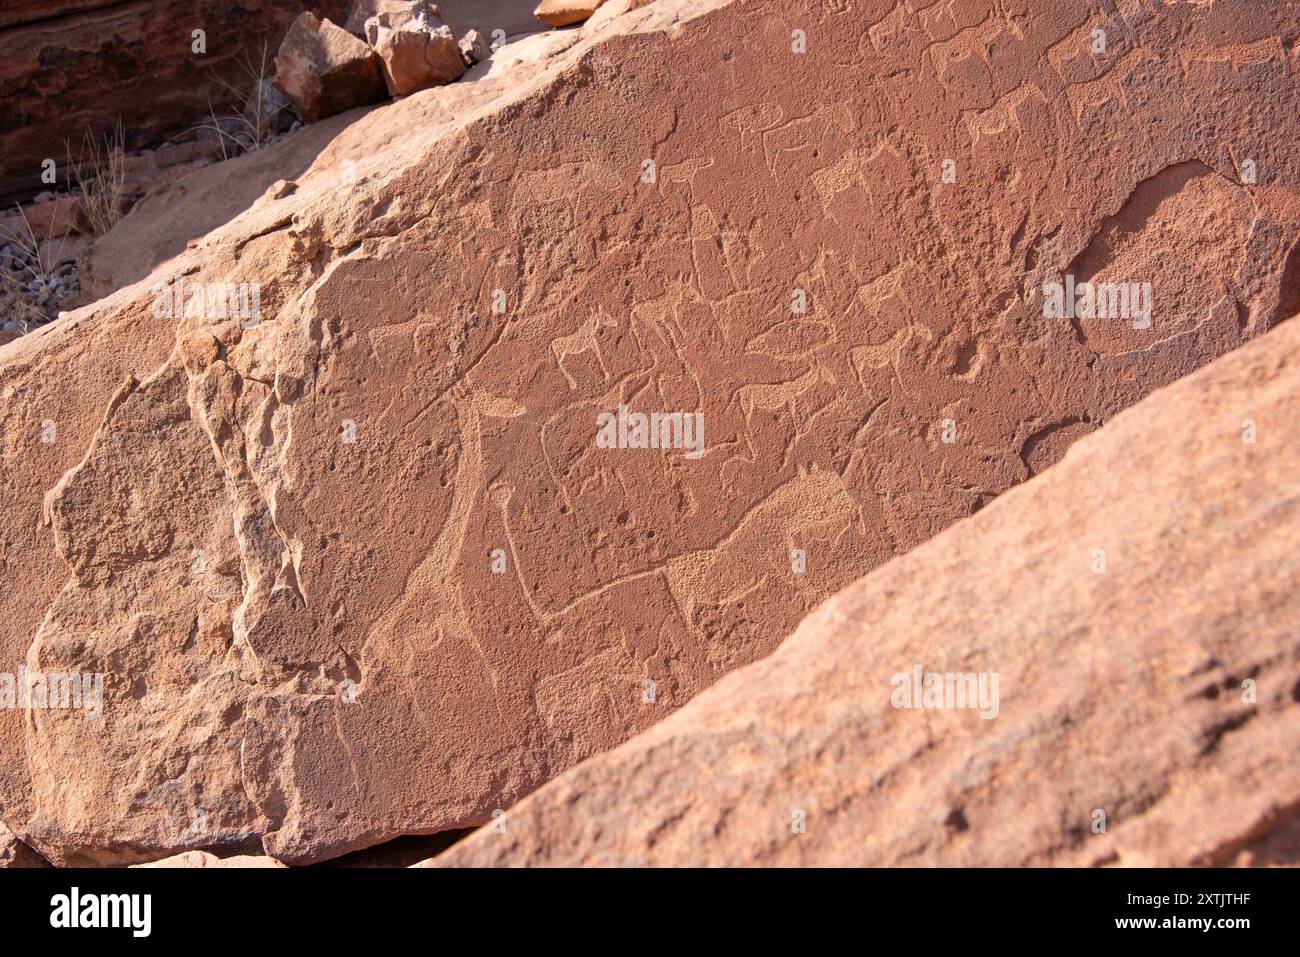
[0,0,348,205]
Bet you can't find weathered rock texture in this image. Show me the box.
[0,0,349,205]
[439,317,1300,867]
[2,0,1300,866]
[274,13,388,122]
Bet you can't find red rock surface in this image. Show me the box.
[0,0,348,205]
[437,316,1300,867]
[2,0,1300,866]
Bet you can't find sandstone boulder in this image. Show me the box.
[367,11,467,95]
[3,0,1300,867]
[438,316,1300,867]
[0,1,350,205]
[273,12,387,123]
[459,29,489,66]
[534,0,605,28]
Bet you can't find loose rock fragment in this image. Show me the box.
[273,12,387,122]
[534,0,605,27]
[15,194,86,241]
[459,29,489,66]
[4,0,1300,868]
[367,10,467,95]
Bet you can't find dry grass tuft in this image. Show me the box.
[192,42,283,160]
[0,205,72,332]
[66,120,127,237]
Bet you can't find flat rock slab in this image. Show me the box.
[3,0,1300,865]
[132,850,285,867]
[438,317,1300,867]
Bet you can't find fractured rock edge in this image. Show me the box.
[436,316,1300,867]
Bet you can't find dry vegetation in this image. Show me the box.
[66,120,127,237]
[193,42,285,160]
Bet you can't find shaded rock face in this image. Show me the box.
[438,317,1300,868]
[274,13,388,122]
[0,821,49,867]
[1,0,1300,866]
[0,0,349,205]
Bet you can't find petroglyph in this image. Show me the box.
[3,0,1300,866]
